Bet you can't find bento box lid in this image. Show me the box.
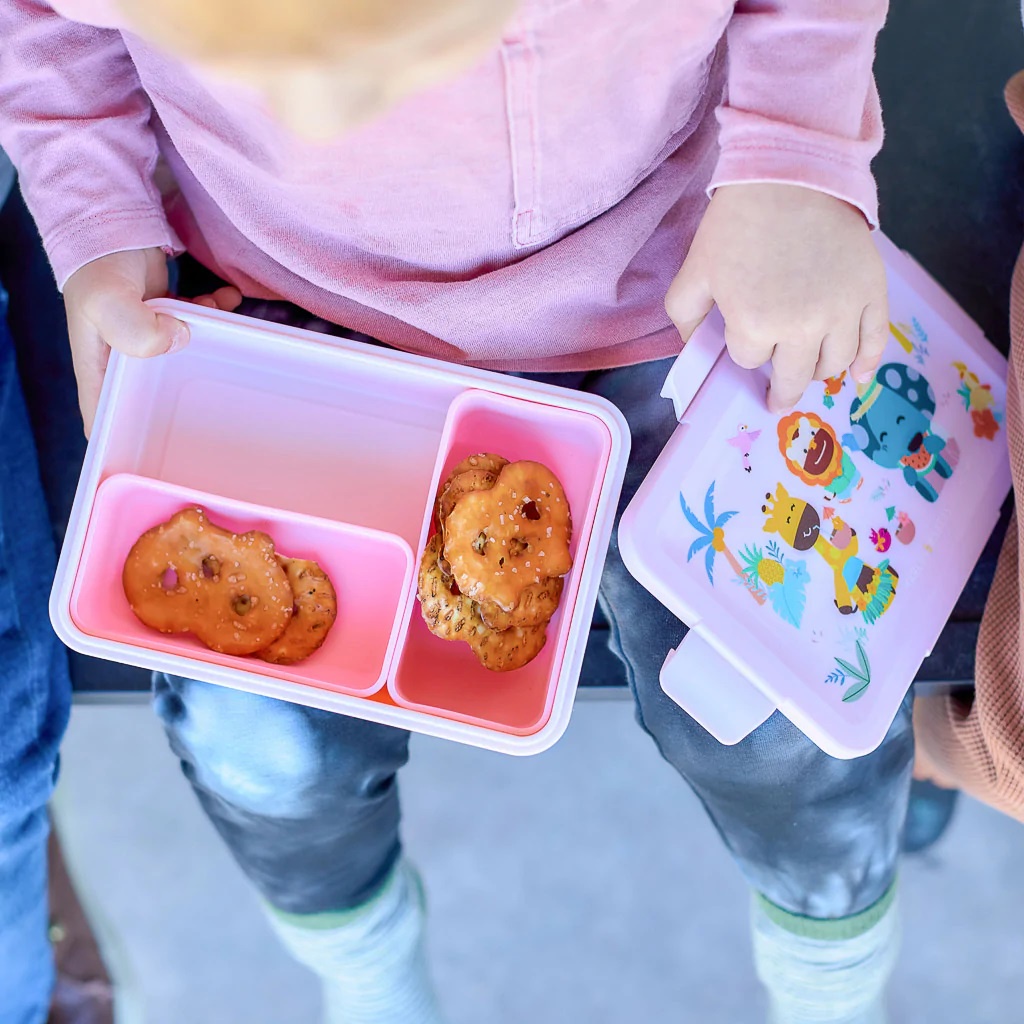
[620,234,1012,759]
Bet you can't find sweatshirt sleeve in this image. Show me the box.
[710,0,889,228]
[912,519,1024,826]
[0,1,181,289]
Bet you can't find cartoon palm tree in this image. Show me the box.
[680,483,766,605]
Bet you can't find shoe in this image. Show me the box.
[902,778,959,854]
[48,975,114,1024]
[46,827,114,1024]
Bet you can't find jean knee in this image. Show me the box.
[634,682,914,917]
[154,675,337,818]
[154,674,411,823]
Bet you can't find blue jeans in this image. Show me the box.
[0,293,72,1023]
[155,301,914,922]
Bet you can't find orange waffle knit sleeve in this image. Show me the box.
[912,71,1024,823]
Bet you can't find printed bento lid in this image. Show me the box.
[620,235,1013,759]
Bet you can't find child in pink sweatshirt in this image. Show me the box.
[1,2,903,1021]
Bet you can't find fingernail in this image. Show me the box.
[855,369,874,384]
[168,322,190,354]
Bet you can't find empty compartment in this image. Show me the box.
[95,303,462,548]
[390,389,613,734]
[70,474,413,697]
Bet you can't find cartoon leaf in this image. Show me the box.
[768,586,802,628]
[767,560,809,628]
[735,576,769,602]
[679,492,707,535]
[855,640,870,679]
[766,540,783,562]
[842,679,870,702]
[835,656,868,685]
[825,669,846,686]
[715,510,738,529]
[704,546,715,586]
[703,483,717,530]
[687,535,712,562]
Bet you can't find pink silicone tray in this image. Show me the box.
[72,475,413,697]
[49,300,630,755]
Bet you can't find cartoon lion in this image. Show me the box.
[776,411,862,503]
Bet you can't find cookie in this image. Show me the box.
[477,575,564,630]
[468,621,548,673]
[417,533,489,642]
[444,460,572,612]
[123,507,293,655]
[445,452,510,480]
[437,468,501,525]
[257,557,337,665]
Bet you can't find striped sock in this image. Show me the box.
[751,883,900,1024]
[265,860,444,1024]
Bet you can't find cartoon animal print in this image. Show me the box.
[777,411,862,502]
[727,424,761,473]
[848,362,960,503]
[953,361,1002,440]
[761,483,898,624]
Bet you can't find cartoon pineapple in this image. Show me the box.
[740,543,785,588]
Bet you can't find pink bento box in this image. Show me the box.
[49,300,630,755]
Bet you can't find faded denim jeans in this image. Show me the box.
[0,290,72,1023]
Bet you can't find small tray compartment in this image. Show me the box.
[389,390,613,734]
[70,474,414,697]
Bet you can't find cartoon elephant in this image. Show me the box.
[848,362,959,503]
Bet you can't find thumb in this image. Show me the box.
[65,302,114,439]
[86,282,189,360]
[665,249,714,344]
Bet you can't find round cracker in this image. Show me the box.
[257,557,337,665]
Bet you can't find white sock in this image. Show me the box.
[751,885,900,1024]
[265,859,444,1024]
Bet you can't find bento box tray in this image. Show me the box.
[50,300,629,755]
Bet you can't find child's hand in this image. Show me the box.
[665,184,888,414]
[63,249,241,436]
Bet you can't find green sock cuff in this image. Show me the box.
[755,880,897,943]
[265,861,406,933]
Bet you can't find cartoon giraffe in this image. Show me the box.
[761,483,898,625]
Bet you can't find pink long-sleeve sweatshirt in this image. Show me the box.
[0,0,886,371]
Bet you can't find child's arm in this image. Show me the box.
[666,0,889,413]
[0,2,179,287]
[0,2,237,433]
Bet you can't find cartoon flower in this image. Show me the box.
[971,407,1000,440]
[869,527,892,553]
